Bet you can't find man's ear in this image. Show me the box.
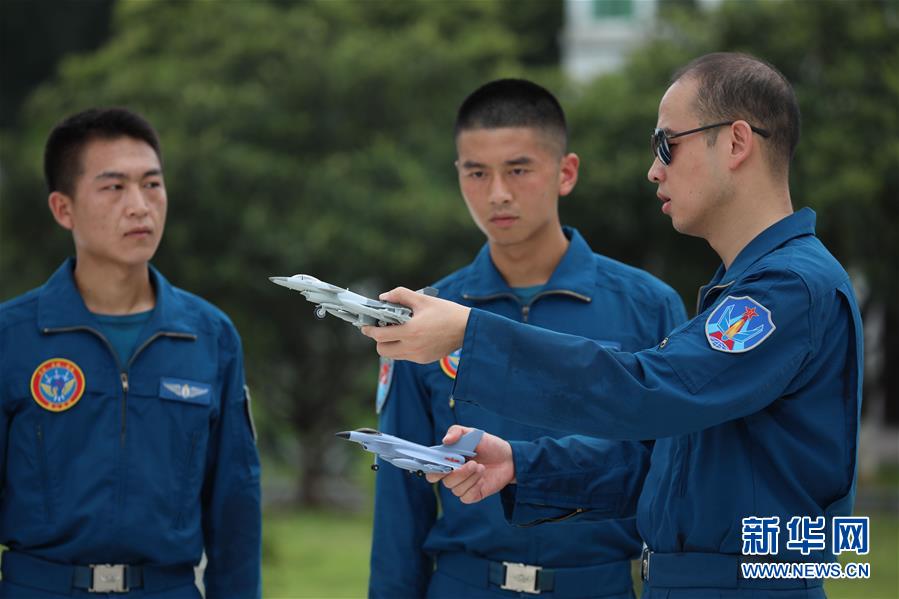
[727,121,755,170]
[558,152,580,197]
[48,191,75,230]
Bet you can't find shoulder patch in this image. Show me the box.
[31,358,86,412]
[439,348,462,379]
[375,357,394,414]
[705,295,775,353]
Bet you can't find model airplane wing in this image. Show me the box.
[335,427,482,475]
[431,428,483,457]
[270,274,436,328]
[394,446,467,469]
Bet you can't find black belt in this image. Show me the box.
[1,551,196,594]
[640,547,825,590]
[437,552,633,596]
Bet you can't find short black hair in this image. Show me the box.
[44,107,162,195]
[454,79,568,154]
[672,52,800,177]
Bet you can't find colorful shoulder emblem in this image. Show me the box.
[375,357,394,414]
[439,348,462,379]
[30,358,86,412]
[705,295,775,353]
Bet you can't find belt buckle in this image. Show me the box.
[501,561,541,594]
[640,546,651,582]
[90,564,128,593]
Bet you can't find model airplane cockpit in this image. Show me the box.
[336,428,484,477]
[269,274,436,328]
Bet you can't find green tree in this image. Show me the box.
[564,0,899,422]
[0,0,115,127]
[0,0,558,505]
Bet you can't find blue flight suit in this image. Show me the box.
[370,228,687,598]
[0,259,261,598]
[451,209,864,598]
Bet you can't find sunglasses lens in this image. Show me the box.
[653,129,672,165]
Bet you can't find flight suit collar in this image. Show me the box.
[697,208,817,312]
[460,227,595,300]
[37,257,197,337]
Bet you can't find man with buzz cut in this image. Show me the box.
[0,108,261,598]
[365,54,863,598]
[368,79,687,598]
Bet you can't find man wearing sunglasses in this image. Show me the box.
[363,52,863,597]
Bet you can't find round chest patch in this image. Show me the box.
[30,358,86,412]
[439,349,462,379]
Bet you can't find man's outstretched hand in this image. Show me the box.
[361,287,471,364]
[425,425,516,504]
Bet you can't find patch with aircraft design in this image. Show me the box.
[31,358,85,412]
[705,295,775,353]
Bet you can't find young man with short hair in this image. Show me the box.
[364,53,863,598]
[369,79,686,598]
[0,108,261,598]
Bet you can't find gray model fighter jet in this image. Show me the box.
[269,274,435,327]
[336,428,484,476]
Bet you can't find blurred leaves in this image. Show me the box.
[0,0,545,504]
[1,0,897,502]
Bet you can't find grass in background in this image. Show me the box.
[263,510,898,599]
[263,509,371,598]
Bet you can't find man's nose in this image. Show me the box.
[125,184,151,216]
[488,175,513,205]
[647,157,665,183]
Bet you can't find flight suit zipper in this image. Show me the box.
[35,424,53,522]
[674,435,692,497]
[451,290,591,420]
[463,289,591,323]
[515,507,587,528]
[41,326,196,446]
[40,324,197,548]
[175,431,201,529]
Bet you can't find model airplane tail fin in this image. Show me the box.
[443,428,483,457]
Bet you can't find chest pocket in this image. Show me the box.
[127,376,214,528]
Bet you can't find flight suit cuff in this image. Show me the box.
[498,441,579,525]
[506,440,625,519]
[454,309,509,412]
[500,482,577,526]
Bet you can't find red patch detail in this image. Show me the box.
[30,358,86,412]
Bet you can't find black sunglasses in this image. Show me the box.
[651,121,771,165]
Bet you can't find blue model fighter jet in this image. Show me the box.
[269,274,436,328]
[336,428,484,476]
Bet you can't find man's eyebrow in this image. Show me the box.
[505,156,533,166]
[95,171,127,180]
[94,168,163,181]
[460,160,487,169]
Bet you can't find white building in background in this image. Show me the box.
[562,0,723,81]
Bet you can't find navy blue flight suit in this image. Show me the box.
[0,259,261,598]
[451,209,864,598]
[370,228,687,598]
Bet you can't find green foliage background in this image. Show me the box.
[0,2,897,595]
